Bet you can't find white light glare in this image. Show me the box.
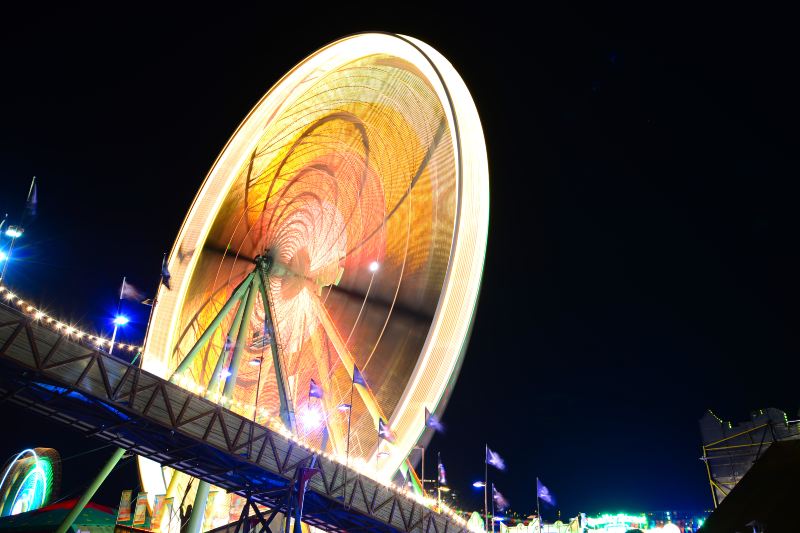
[369,261,380,272]
[5,227,22,238]
[299,407,324,431]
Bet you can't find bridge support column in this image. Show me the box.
[186,480,211,533]
[55,447,126,533]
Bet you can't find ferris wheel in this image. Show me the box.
[139,32,488,530]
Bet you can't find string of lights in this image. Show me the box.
[0,284,475,530]
[0,284,141,354]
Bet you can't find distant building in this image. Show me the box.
[699,407,800,507]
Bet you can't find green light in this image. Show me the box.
[585,512,648,528]
[0,448,58,517]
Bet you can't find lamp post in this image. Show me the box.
[109,315,129,355]
[0,225,23,283]
[473,481,487,531]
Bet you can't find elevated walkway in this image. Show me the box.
[0,304,469,533]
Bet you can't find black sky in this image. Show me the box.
[1,2,799,519]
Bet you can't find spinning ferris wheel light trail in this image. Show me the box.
[0,32,488,533]
[139,31,489,532]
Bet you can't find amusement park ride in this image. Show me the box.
[0,33,489,533]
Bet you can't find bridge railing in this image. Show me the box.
[0,302,473,533]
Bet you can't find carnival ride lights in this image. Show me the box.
[0,448,60,517]
[585,513,648,530]
[138,32,488,531]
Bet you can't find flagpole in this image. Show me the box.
[484,444,488,533]
[421,445,425,497]
[109,277,126,355]
[343,370,356,506]
[536,477,541,533]
[490,483,495,533]
[136,255,166,367]
[437,452,441,508]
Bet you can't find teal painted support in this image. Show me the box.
[222,273,259,398]
[256,268,296,431]
[206,283,250,397]
[171,272,254,378]
[186,479,211,533]
[55,447,126,533]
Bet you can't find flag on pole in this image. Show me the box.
[378,418,395,442]
[161,254,171,290]
[120,278,145,302]
[536,478,556,506]
[24,177,37,218]
[353,365,366,386]
[486,446,506,471]
[425,407,445,432]
[437,452,447,485]
[309,379,323,399]
[296,467,320,514]
[492,485,509,511]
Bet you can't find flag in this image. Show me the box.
[486,446,506,471]
[492,485,509,511]
[425,407,445,432]
[161,254,171,290]
[24,177,37,218]
[437,452,447,485]
[536,478,556,506]
[120,278,145,302]
[378,418,395,442]
[116,490,132,523]
[296,467,320,513]
[309,379,323,399]
[353,365,366,386]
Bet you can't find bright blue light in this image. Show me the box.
[472,481,486,488]
[113,315,130,326]
[0,250,6,262]
[493,517,504,522]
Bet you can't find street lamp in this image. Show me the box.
[0,226,23,282]
[109,315,129,354]
[472,481,486,488]
[4,226,23,239]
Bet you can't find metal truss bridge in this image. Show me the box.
[0,303,469,533]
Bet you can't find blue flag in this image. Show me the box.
[309,379,323,399]
[537,478,556,506]
[492,485,509,511]
[425,407,444,432]
[486,446,506,471]
[161,254,172,290]
[378,418,394,442]
[353,365,366,386]
[437,452,447,485]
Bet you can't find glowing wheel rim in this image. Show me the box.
[140,33,488,526]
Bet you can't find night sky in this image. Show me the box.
[1,3,799,520]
